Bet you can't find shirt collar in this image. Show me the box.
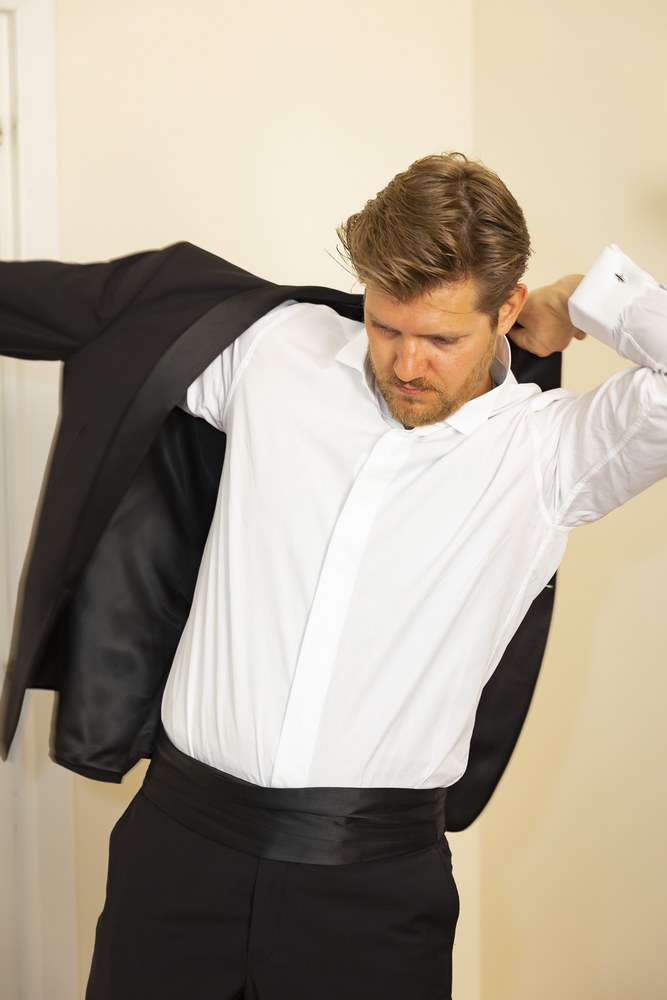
[334,327,516,436]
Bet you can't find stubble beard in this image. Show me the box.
[369,336,497,429]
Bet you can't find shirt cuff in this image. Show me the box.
[567,245,658,347]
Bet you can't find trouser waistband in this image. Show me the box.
[143,731,446,865]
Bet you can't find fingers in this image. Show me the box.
[508,325,549,357]
[509,322,586,357]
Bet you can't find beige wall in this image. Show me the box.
[473,2,667,997]
[10,0,664,996]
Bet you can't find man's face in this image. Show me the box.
[364,279,525,428]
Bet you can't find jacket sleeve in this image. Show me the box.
[0,245,202,361]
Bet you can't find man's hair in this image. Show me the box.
[337,152,531,321]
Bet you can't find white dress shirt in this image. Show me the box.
[161,246,667,789]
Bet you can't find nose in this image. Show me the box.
[393,339,428,382]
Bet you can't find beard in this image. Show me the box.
[369,336,497,429]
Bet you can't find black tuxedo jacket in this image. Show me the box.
[0,242,560,830]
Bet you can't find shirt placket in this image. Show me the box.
[269,428,412,787]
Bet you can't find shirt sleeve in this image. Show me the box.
[568,244,667,371]
[181,339,240,430]
[182,300,295,431]
[534,246,667,528]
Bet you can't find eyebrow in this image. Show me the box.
[365,310,470,338]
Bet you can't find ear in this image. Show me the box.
[496,285,528,337]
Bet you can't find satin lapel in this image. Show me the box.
[67,285,309,575]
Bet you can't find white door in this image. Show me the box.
[0,2,79,997]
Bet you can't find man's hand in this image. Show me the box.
[509,275,587,357]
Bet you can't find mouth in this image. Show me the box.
[393,382,433,398]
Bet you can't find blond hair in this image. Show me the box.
[337,152,530,321]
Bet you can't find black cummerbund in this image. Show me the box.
[142,731,446,865]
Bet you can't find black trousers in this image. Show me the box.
[86,791,459,999]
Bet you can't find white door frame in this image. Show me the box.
[0,2,79,998]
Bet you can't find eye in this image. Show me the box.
[432,336,458,346]
[371,320,395,336]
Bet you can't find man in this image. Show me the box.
[1,153,665,999]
